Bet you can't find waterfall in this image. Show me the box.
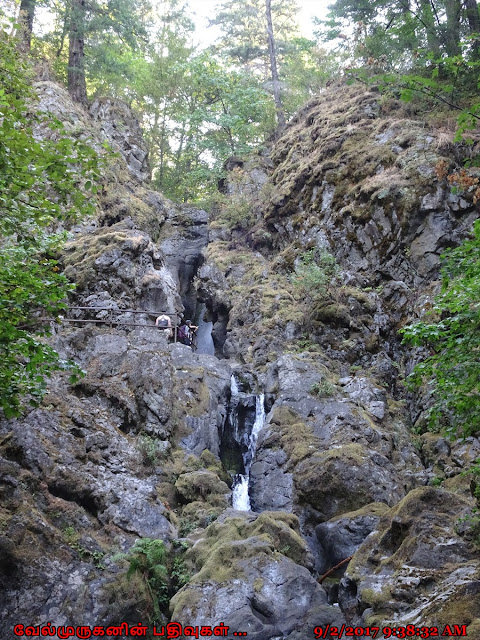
[230,374,240,441]
[195,303,215,355]
[232,392,265,511]
[230,373,239,396]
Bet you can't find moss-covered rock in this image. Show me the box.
[339,487,480,627]
[175,470,229,503]
[294,444,403,520]
[170,510,346,637]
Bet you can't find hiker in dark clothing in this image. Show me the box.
[178,319,198,347]
[178,321,191,345]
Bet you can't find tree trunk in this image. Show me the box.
[68,0,88,105]
[158,104,168,187]
[265,0,285,131]
[18,0,36,51]
[444,0,461,56]
[465,0,480,58]
[419,0,441,56]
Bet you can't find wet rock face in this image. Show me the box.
[159,206,209,319]
[63,221,183,317]
[315,503,389,575]
[339,487,480,631]
[63,201,209,323]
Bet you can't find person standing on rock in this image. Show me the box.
[186,320,198,347]
[178,320,191,345]
[155,314,173,339]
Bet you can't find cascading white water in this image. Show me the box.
[232,392,265,511]
[230,374,240,441]
[231,374,239,396]
[195,303,215,355]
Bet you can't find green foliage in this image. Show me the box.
[292,248,338,303]
[0,22,99,417]
[212,0,338,120]
[178,518,197,537]
[216,195,254,229]
[401,219,480,438]
[150,53,275,201]
[116,538,169,623]
[114,537,193,623]
[318,0,480,66]
[170,554,191,590]
[138,434,166,467]
[310,379,335,397]
[34,0,150,100]
[211,0,299,70]
[64,526,106,569]
[29,0,339,202]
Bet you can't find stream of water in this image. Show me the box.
[195,303,215,355]
[231,381,265,511]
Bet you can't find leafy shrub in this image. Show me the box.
[401,219,480,437]
[310,379,335,397]
[138,435,165,467]
[63,526,105,569]
[292,248,338,303]
[0,22,100,417]
[115,538,169,624]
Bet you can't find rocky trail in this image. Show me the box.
[1,81,480,639]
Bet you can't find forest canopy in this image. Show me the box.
[7,0,340,201]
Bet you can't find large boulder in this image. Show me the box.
[339,487,480,632]
[171,511,345,638]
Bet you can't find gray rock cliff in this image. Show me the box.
[1,81,479,639]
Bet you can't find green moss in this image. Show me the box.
[169,587,203,618]
[174,377,210,419]
[328,502,390,522]
[268,406,319,467]
[162,450,203,483]
[342,287,377,312]
[466,620,480,638]
[175,471,229,503]
[63,228,129,289]
[360,585,393,609]
[431,593,480,628]
[179,500,223,534]
[181,511,311,586]
[318,443,367,464]
[99,185,166,241]
[313,303,351,328]
[253,577,264,592]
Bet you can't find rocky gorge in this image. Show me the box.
[0,80,479,639]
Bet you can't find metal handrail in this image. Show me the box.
[63,307,180,342]
[68,306,178,316]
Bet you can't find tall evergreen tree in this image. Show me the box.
[265,0,285,129]
[68,0,87,103]
[18,0,36,50]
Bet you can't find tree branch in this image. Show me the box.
[318,556,353,584]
